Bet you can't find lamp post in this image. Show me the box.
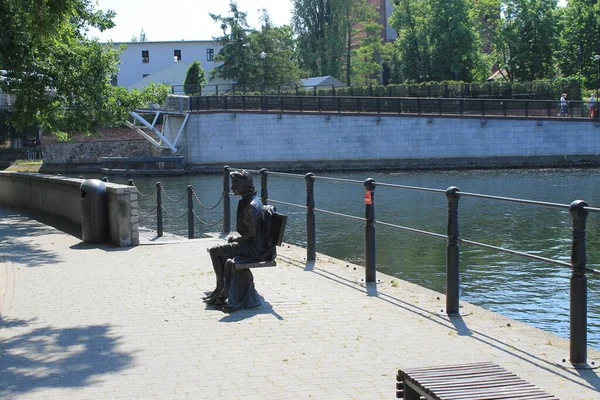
[594,55,600,100]
[260,51,267,93]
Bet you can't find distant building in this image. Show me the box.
[301,76,346,90]
[368,0,397,42]
[111,40,223,89]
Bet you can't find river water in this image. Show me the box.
[105,168,600,350]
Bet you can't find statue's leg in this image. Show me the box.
[204,243,240,305]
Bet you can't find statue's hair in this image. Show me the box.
[230,170,255,193]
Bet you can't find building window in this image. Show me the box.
[207,48,214,62]
[174,49,181,61]
[142,50,149,63]
[110,75,118,86]
[143,74,149,78]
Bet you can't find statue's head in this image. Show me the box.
[230,170,255,196]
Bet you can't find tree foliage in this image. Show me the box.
[184,61,207,95]
[0,0,154,135]
[211,3,300,88]
[495,0,557,82]
[389,0,482,82]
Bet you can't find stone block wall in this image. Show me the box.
[42,139,161,165]
[184,112,600,170]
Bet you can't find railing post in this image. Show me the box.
[187,185,194,239]
[306,173,316,262]
[260,168,268,205]
[156,182,163,237]
[446,186,461,316]
[223,165,231,233]
[364,178,376,283]
[569,200,588,367]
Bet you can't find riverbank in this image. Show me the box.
[1,207,599,399]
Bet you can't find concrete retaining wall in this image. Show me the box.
[0,172,139,246]
[184,112,600,170]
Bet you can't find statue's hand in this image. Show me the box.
[227,236,236,243]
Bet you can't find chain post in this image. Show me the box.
[260,168,268,205]
[364,178,376,283]
[569,200,588,367]
[306,173,316,262]
[446,186,461,316]
[223,165,231,233]
[156,182,163,237]
[187,185,194,239]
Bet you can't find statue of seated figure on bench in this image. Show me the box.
[204,170,272,312]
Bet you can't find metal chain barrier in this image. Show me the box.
[133,186,157,198]
[134,204,159,214]
[160,186,188,203]
[192,210,224,227]
[160,205,189,219]
[191,187,224,210]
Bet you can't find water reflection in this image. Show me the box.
[103,168,600,350]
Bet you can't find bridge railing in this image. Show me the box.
[188,94,594,119]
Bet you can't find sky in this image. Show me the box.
[87,0,295,42]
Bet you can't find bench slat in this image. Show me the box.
[234,260,277,270]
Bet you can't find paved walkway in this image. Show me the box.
[1,208,599,399]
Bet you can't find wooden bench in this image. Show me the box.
[233,208,287,270]
[396,362,559,400]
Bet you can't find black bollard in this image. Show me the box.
[187,185,194,239]
[364,178,376,283]
[446,187,461,316]
[223,166,230,234]
[156,182,163,237]
[260,168,268,205]
[128,179,135,186]
[102,177,108,182]
[569,200,588,367]
[305,173,316,262]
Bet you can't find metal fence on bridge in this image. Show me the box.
[188,95,594,119]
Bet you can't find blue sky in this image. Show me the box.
[87,0,294,42]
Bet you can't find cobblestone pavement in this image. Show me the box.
[1,208,599,399]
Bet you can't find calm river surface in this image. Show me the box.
[104,168,600,350]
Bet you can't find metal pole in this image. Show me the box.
[364,178,376,283]
[260,168,268,205]
[156,182,163,237]
[569,200,588,367]
[223,165,231,234]
[187,185,194,239]
[306,173,316,262]
[446,186,461,315]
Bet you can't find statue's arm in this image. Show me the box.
[230,205,259,243]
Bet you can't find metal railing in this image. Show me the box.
[220,166,597,369]
[188,95,595,119]
[130,166,598,368]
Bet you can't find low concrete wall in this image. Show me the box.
[0,172,139,246]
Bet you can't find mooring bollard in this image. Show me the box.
[305,173,316,262]
[156,182,163,237]
[128,179,134,186]
[364,178,376,283]
[569,200,588,367]
[446,186,461,316]
[260,168,268,205]
[223,165,230,234]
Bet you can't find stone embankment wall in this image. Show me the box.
[0,172,139,246]
[184,112,600,171]
[41,128,162,172]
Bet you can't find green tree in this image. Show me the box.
[210,1,255,86]
[390,0,483,82]
[184,61,207,95]
[352,21,394,85]
[495,0,558,82]
[556,0,600,86]
[0,0,150,135]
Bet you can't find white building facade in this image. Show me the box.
[112,40,223,89]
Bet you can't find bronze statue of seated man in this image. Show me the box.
[203,170,270,312]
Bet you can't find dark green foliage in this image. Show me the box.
[184,61,206,95]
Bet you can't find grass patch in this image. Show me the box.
[6,159,43,172]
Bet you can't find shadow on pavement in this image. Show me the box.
[0,316,133,397]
